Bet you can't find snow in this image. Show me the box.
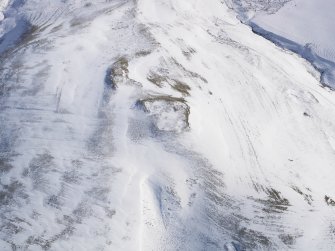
[252,0,335,62]
[0,0,335,250]
[243,0,335,88]
[0,0,10,19]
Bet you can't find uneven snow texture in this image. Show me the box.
[1,0,335,250]
[225,0,290,19]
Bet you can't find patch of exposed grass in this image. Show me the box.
[146,71,166,87]
[135,50,152,57]
[237,227,272,248]
[170,57,208,83]
[251,187,290,214]
[279,233,299,246]
[291,186,313,205]
[171,79,191,96]
[182,47,196,59]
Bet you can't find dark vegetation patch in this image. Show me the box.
[26,225,75,251]
[251,187,290,213]
[237,227,272,248]
[104,208,116,218]
[23,152,55,192]
[0,20,45,60]
[1,220,24,236]
[135,50,152,57]
[170,57,208,83]
[45,194,62,209]
[182,47,196,60]
[0,154,14,173]
[291,186,313,205]
[145,56,208,96]
[171,79,191,96]
[0,180,26,206]
[0,59,25,98]
[202,168,274,250]
[263,188,290,213]
[279,233,298,246]
[147,71,166,87]
[329,223,335,242]
[147,70,191,96]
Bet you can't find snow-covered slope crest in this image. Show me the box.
[0,0,10,20]
[0,0,13,32]
[225,0,291,21]
[228,0,335,89]
[1,0,335,250]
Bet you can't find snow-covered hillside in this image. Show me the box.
[229,0,335,89]
[1,0,335,250]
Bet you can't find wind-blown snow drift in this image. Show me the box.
[1,0,335,250]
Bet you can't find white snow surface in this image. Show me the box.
[0,0,13,31]
[252,0,335,62]
[0,0,335,250]
[0,0,10,18]
[247,0,335,88]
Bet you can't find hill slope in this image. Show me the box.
[1,0,335,250]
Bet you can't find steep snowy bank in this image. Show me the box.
[252,0,335,63]
[0,0,335,250]
[0,0,10,20]
[0,0,12,34]
[228,0,335,88]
